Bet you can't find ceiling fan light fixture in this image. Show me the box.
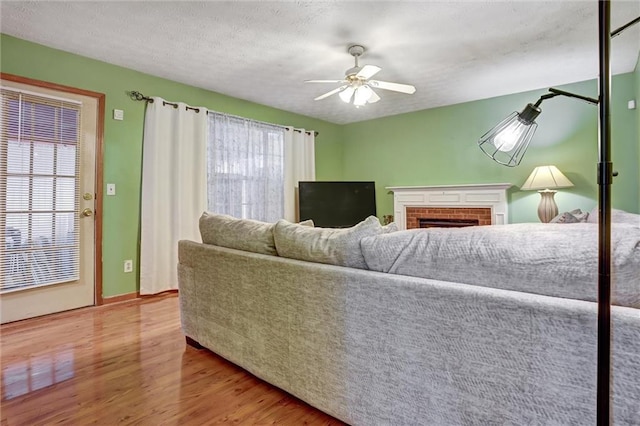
[354,85,373,106]
[339,86,355,103]
[368,89,381,103]
[306,43,416,107]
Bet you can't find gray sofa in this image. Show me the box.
[178,213,640,425]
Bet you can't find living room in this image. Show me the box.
[1,1,639,424]
[2,34,638,302]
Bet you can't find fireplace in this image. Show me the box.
[419,218,479,228]
[387,184,512,230]
[407,207,492,229]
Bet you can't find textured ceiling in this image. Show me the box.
[1,1,639,125]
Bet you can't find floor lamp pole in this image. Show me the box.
[596,0,612,425]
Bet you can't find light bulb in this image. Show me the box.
[494,118,529,152]
[478,104,541,167]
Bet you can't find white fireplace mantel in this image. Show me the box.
[386,183,512,230]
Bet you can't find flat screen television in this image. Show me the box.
[298,181,376,228]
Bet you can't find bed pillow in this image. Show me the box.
[199,212,277,255]
[273,216,383,269]
[361,223,640,308]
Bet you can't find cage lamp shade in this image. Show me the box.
[478,103,542,167]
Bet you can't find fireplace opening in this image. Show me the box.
[419,218,480,228]
[405,207,492,229]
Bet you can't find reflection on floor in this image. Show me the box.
[3,345,74,400]
[0,294,344,425]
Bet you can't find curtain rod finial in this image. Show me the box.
[127,91,153,103]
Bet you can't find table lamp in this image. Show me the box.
[521,165,574,223]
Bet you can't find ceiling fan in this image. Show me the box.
[306,44,416,107]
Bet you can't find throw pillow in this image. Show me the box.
[273,215,383,269]
[550,209,580,224]
[199,212,277,255]
[568,208,589,222]
[298,219,315,227]
[550,209,589,224]
[382,222,399,233]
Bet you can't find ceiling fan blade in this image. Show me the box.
[369,80,416,94]
[356,65,381,80]
[305,79,346,84]
[314,85,347,101]
[368,88,381,103]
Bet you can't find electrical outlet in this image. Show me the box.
[124,260,133,273]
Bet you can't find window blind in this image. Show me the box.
[1,88,82,292]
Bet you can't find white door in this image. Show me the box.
[0,79,98,323]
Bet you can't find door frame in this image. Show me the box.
[1,72,106,305]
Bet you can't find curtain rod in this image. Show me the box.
[127,90,319,137]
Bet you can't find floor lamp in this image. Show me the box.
[477,2,639,424]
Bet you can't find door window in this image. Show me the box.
[1,88,81,292]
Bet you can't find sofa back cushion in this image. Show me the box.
[273,216,383,269]
[361,223,640,308]
[199,212,277,255]
[587,208,640,225]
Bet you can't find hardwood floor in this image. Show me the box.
[0,295,345,425]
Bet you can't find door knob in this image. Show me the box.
[81,208,94,217]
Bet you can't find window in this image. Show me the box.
[0,88,81,292]
[207,113,285,222]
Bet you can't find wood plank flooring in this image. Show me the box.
[0,295,345,425]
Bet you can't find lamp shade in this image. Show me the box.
[339,84,379,107]
[478,103,542,167]
[339,86,355,103]
[521,165,574,190]
[353,85,373,106]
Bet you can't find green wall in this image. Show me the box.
[0,34,343,297]
[342,74,639,223]
[636,54,640,212]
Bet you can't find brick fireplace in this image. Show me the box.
[387,184,512,230]
[406,207,492,229]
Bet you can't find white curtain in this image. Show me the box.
[207,113,285,222]
[140,98,207,295]
[284,127,315,222]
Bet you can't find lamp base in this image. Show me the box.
[537,190,558,223]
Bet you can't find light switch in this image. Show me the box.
[628,100,636,110]
[113,109,124,120]
[107,183,116,196]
